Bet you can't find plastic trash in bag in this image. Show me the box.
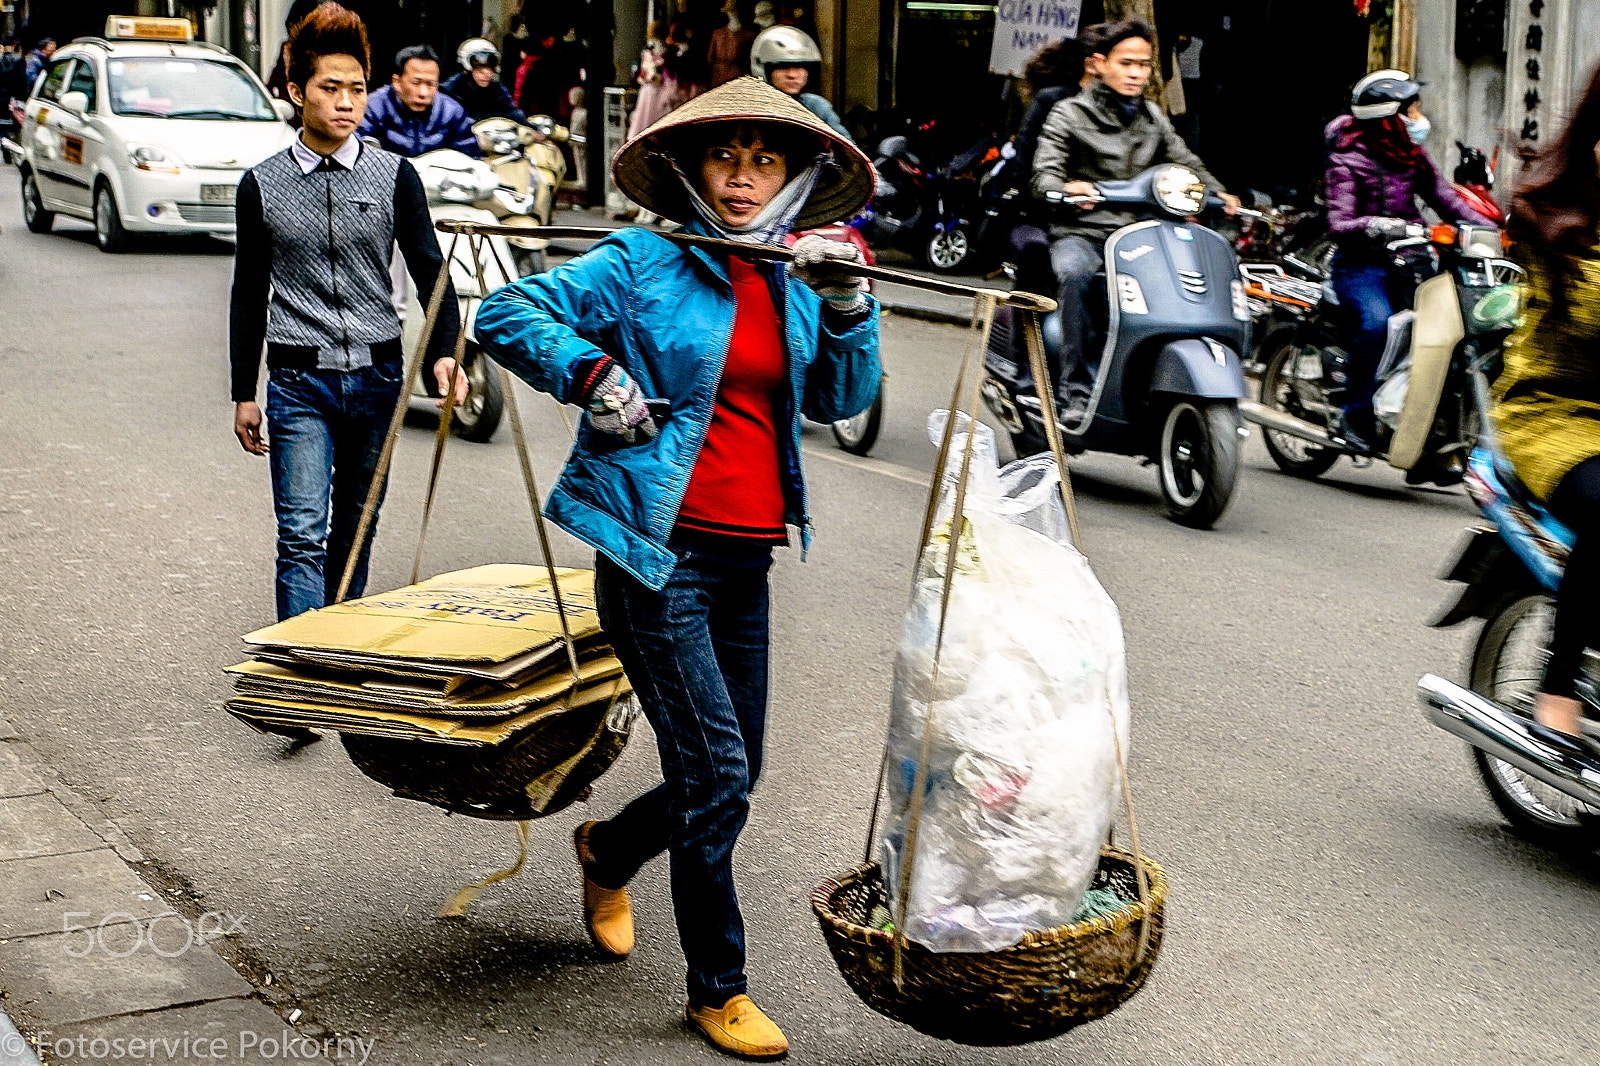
[881,411,1130,953]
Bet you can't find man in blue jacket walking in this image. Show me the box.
[358,44,478,157]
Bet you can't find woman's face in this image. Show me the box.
[699,132,788,226]
[1404,99,1424,121]
[771,66,808,94]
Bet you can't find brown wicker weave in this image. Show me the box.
[810,847,1166,1046]
[341,696,629,821]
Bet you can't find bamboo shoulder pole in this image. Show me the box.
[434,219,1057,314]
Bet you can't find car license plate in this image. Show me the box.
[201,184,236,205]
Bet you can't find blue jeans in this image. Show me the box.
[1329,260,1400,433]
[265,364,404,621]
[586,545,771,1008]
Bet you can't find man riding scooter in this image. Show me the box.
[441,38,527,124]
[1030,19,1240,419]
[1323,69,1493,454]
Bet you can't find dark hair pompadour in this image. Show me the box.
[1094,19,1153,57]
[287,2,370,88]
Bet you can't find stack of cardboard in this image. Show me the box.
[225,565,632,746]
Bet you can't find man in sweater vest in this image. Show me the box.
[230,2,466,641]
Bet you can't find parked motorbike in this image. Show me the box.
[980,163,1250,528]
[403,147,520,442]
[1245,222,1521,487]
[853,132,982,273]
[1419,364,1600,850]
[473,114,569,276]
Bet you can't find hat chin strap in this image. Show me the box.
[672,160,822,245]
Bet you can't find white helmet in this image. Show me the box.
[1350,69,1420,121]
[750,26,821,83]
[457,37,499,71]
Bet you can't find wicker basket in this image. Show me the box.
[341,696,630,821]
[810,846,1166,1046]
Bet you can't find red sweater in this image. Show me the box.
[676,257,788,540]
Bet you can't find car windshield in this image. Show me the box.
[107,57,276,120]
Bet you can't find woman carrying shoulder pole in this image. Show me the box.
[475,76,879,1060]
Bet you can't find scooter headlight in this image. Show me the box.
[437,175,480,203]
[1153,165,1205,215]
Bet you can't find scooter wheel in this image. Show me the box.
[449,345,505,443]
[832,374,886,455]
[1468,592,1600,850]
[924,225,972,273]
[1157,400,1241,528]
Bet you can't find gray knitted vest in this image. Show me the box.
[251,144,404,369]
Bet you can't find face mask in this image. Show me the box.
[1402,113,1431,145]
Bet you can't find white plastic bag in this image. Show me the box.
[881,412,1130,953]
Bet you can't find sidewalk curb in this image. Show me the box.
[0,725,324,1064]
[0,1003,42,1066]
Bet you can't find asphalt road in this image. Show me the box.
[2,187,1597,1066]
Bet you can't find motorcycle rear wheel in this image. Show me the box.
[1157,400,1240,528]
[1468,592,1600,850]
[1259,336,1340,479]
[924,225,972,273]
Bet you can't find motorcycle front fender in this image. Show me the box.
[1428,525,1538,628]
[1148,338,1246,399]
[1388,272,1465,471]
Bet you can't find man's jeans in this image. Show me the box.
[1329,259,1400,435]
[265,364,403,620]
[1049,235,1106,404]
[586,547,771,1009]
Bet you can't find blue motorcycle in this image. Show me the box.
[1419,360,1600,849]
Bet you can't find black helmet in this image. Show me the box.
[1351,68,1420,121]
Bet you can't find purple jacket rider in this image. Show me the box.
[1323,115,1491,264]
[357,86,480,158]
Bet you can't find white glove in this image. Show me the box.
[789,234,868,313]
[1365,216,1411,242]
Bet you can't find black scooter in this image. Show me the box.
[981,164,1251,528]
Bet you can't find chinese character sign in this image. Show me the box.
[988,0,1084,79]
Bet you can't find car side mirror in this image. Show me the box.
[272,99,295,123]
[59,90,89,115]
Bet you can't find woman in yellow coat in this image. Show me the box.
[1492,65,1600,758]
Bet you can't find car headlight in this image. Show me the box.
[129,143,182,174]
[1153,165,1204,215]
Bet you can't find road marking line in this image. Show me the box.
[801,445,930,487]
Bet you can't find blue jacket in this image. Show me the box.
[357,86,480,157]
[475,223,881,589]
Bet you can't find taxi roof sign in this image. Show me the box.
[105,16,194,42]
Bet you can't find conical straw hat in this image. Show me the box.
[612,76,875,231]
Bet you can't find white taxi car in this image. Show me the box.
[18,16,295,251]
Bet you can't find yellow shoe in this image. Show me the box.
[573,821,633,958]
[686,995,789,1061]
